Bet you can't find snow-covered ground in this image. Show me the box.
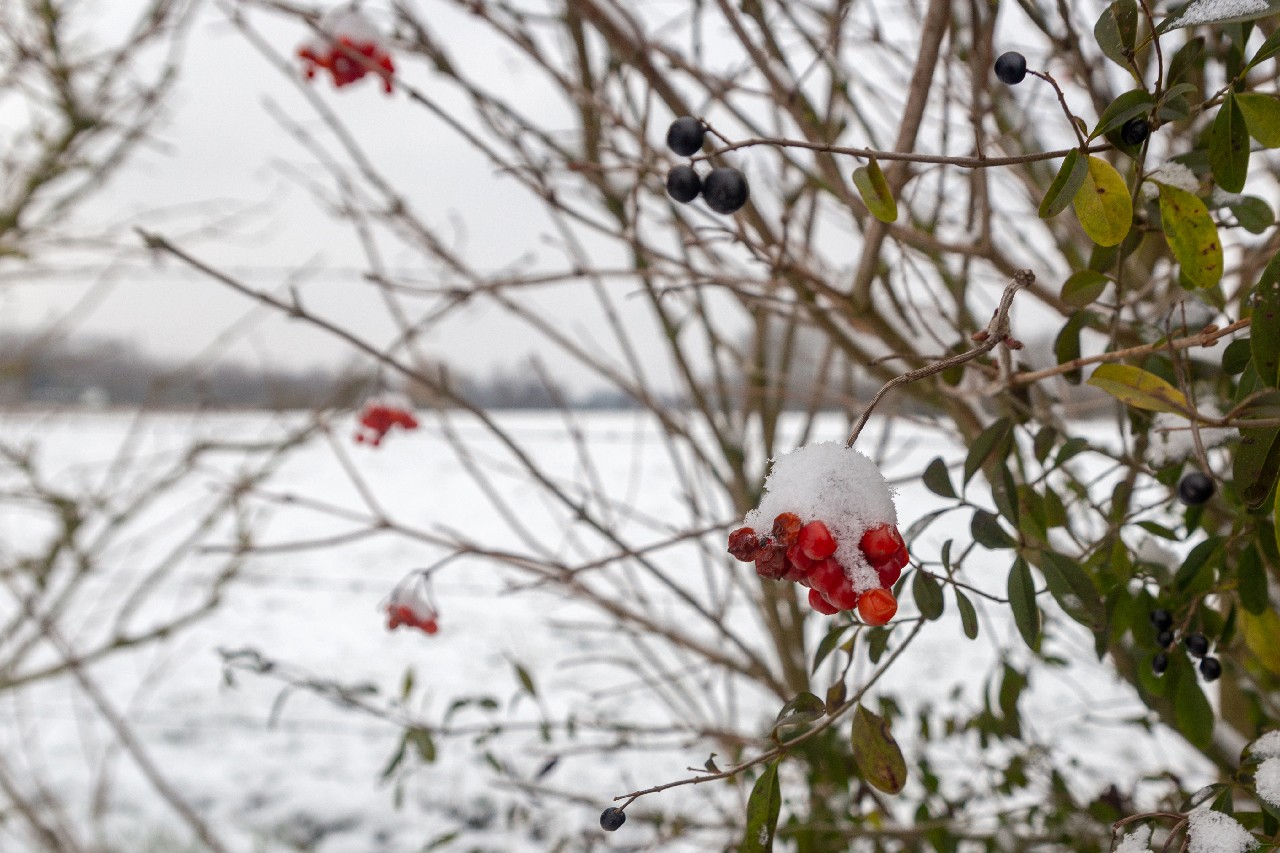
[0,411,1212,851]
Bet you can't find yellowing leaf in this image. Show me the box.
[851,705,907,794]
[1086,363,1190,414]
[852,158,898,223]
[1242,607,1280,676]
[1073,156,1132,246]
[1157,183,1223,289]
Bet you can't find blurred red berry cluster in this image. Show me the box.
[728,514,907,626]
[297,11,395,92]
[385,572,439,635]
[354,396,419,446]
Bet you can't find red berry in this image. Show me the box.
[771,512,803,547]
[785,542,816,574]
[826,577,860,612]
[807,558,846,598]
[727,527,764,562]
[808,588,840,615]
[420,618,439,635]
[857,589,897,626]
[798,520,837,561]
[754,544,787,580]
[859,524,903,562]
[876,561,903,589]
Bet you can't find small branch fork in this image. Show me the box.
[846,270,1034,448]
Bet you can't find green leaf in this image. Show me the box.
[1157,183,1223,289]
[923,456,956,498]
[513,661,537,697]
[406,727,437,763]
[1210,92,1250,193]
[1008,558,1041,649]
[741,762,782,853]
[1073,155,1133,247]
[1160,0,1280,31]
[773,692,826,732]
[1087,363,1190,414]
[1060,270,1111,307]
[1235,425,1280,510]
[1249,27,1280,70]
[1225,194,1274,234]
[1238,546,1269,615]
[1235,93,1280,147]
[1168,36,1205,84]
[1172,663,1214,749]
[1095,0,1139,69]
[964,417,1013,485]
[912,570,945,620]
[1174,536,1224,593]
[1091,89,1155,140]
[956,588,979,640]
[1040,149,1088,219]
[1224,338,1254,374]
[812,623,850,673]
[1054,310,1090,384]
[852,157,898,223]
[1254,262,1280,387]
[1037,550,1106,629]
[1244,607,1280,676]
[972,509,1016,550]
[851,705,907,795]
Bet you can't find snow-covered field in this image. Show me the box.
[0,411,1212,852]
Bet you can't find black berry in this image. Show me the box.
[1152,652,1169,676]
[666,165,702,203]
[1120,117,1150,146]
[702,167,750,214]
[994,52,1027,85]
[1184,632,1210,658]
[1156,629,1174,649]
[666,117,705,157]
[1150,609,1173,632]
[600,806,626,831]
[1178,472,1215,506]
[1199,656,1222,681]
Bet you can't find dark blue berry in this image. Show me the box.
[1120,117,1150,146]
[1156,629,1174,649]
[1150,609,1173,632]
[1199,656,1222,681]
[994,52,1027,85]
[666,165,702,203]
[702,167,750,214]
[1178,472,1214,506]
[666,117,705,157]
[1184,632,1209,658]
[1152,652,1168,675]
[600,807,626,831]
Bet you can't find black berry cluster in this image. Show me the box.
[1148,609,1221,682]
[663,117,750,214]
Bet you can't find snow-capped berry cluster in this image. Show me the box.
[727,442,906,626]
[384,571,439,635]
[297,10,395,93]
[354,394,419,446]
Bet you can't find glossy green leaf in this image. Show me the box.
[1174,536,1224,593]
[1073,155,1132,247]
[912,570,944,621]
[1157,183,1222,290]
[1238,546,1269,615]
[1087,363,1190,414]
[1038,550,1106,629]
[923,456,956,498]
[1061,270,1110,307]
[1254,263,1280,387]
[1225,194,1274,233]
[1249,27,1280,70]
[851,705,907,795]
[1160,0,1280,31]
[1235,425,1280,510]
[1210,92,1250,192]
[1008,558,1041,649]
[1095,0,1139,68]
[852,157,898,223]
[956,588,979,640]
[741,762,782,853]
[1091,89,1155,140]
[773,692,826,732]
[1236,93,1280,147]
[1168,36,1205,84]
[1172,662,1214,749]
[1040,148,1088,218]
[964,417,1012,485]
[812,623,850,673]
[972,509,1016,550]
[1054,310,1089,384]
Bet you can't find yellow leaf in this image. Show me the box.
[1073,156,1132,247]
[1157,183,1224,289]
[1242,608,1280,676]
[1086,364,1190,414]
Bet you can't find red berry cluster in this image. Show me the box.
[728,514,907,626]
[298,34,395,93]
[354,400,419,446]
[386,602,438,634]
[385,572,440,635]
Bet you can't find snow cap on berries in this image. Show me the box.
[742,442,897,592]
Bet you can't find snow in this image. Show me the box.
[741,441,898,592]
[1186,807,1258,853]
[1255,757,1280,809]
[1164,0,1270,28]
[1249,730,1280,759]
[1147,410,1232,468]
[1115,825,1153,853]
[1144,163,1200,199]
